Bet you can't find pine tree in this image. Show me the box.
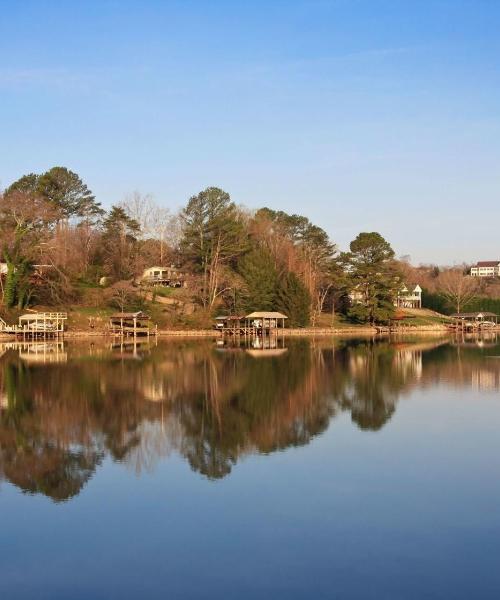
[276,272,311,327]
[37,167,103,219]
[347,232,399,324]
[101,206,141,280]
[238,247,279,312]
[6,167,103,221]
[180,187,247,308]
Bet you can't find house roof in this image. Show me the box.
[399,283,422,293]
[245,312,288,319]
[475,261,500,267]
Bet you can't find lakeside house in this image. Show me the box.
[140,266,186,287]
[246,312,288,330]
[470,261,500,277]
[395,284,422,309]
[349,283,422,309]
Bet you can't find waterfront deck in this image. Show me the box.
[108,311,157,337]
[0,312,67,339]
[215,311,288,336]
[448,312,498,331]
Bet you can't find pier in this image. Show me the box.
[108,311,157,337]
[449,312,498,332]
[0,312,67,339]
[214,311,288,336]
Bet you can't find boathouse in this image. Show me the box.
[108,311,156,337]
[0,312,67,339]
[214,312,288,335]
[449,312,498,330]
[214,315,246,333]
[245,312,288,331]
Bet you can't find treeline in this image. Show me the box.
[399,260,500,314]
[1,167,411,325]
[423,290,500,316]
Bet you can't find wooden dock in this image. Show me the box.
[448,312,498,332]
[215,312,288,336]
[108,311,157,337]
[0,312,67,339]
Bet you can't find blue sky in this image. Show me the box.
[1,0,499,264]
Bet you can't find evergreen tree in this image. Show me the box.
[4,173,40,196]
[180,187,247,308]
[101,206,141,280]
[277,272,311,327]
[238,247,279,312]
[347,232,399,324]
[6,167,103,220]
[37,167,103,219]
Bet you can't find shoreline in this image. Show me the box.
[0,324,480,342]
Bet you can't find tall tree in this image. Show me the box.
[36,167,103,219]
[347,232,399,324]
[4,173,40,196]
[437,268,479,313]
[251,208,338,322]
[101,206,141,280]
[180,187,247,309]
[276,272,311,327]
[121,192,179,265]
[238,247,279,312]
[0,190,57,307]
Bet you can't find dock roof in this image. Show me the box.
[215,315,246,321]
[110,311,150,319]
[450,312,497,318]
[246,312,288,319]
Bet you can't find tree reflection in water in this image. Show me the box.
[0,334,498,500]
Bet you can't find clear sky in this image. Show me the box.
[1,0,499,264]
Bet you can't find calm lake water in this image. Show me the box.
[1,335,499,599]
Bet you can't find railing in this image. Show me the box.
[18,312,67,321]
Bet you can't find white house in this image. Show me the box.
[395,284,422,309]
[470,261,500,278]
[349,283,422,309]
[140,266,186,287]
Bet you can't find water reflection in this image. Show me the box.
[0,334,499,501]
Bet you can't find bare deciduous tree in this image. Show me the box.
[121,192,180,266]
[437,268,479,313]
[105,281,138,313]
